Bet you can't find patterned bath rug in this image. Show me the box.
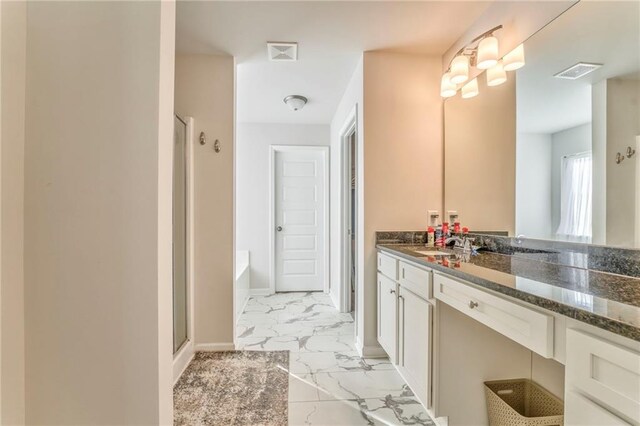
[174,351,289,426]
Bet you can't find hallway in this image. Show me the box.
[236,292,434,425]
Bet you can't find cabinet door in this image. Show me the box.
[399,287,431,408]
[377,273,397,363]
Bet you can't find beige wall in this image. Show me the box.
[175,54,235,348]
[24,2,174,423]
[606,78,640,247]
[444,74,516,235]
[1,1,26,424]
[363,51,443,351]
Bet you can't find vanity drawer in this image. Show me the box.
[434,273,554,358]
[399,261,432,300]
[377,252,397,280]
[565,391,630,426]
[566,329,640,424]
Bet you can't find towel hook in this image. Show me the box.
[199,131,221,153]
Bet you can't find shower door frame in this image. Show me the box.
[173,115,196,383]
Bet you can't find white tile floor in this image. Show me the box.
[236,292,435,425]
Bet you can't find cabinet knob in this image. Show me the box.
[390,289,395,294]
[468,301,478,309]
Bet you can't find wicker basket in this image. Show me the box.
[485,379,564,426]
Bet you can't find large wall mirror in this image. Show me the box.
[444,1,640,248]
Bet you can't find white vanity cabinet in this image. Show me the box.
[377,273,398,363]
[398,285,432,407]
[377,251,433,409]
[565,329,640,425]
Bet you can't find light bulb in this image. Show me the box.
[503,44,525,71]
[487,61,507,86]
[461,78,479,99]
[450,55,470,85]
[477,36,499,70]
[440,73,457,98]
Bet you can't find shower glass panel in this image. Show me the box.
[173,115,188,353]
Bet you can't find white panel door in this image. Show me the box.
[274,148,327,292]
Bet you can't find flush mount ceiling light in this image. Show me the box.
[554,62,603,80]
[440,25,527,99]
[283,95,308,111]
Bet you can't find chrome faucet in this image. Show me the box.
[445,235,475,252]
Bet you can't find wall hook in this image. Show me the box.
[616,152,625,164]
[627,146,636,158]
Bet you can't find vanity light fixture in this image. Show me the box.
[503,44,526,71]
[477,36,499,69]
[440,26,527,99]
[449,55,470,84]
[440,73,457,98]
[487,61,507,86]
[461,78,479,99]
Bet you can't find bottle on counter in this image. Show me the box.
[453,221,461,234]
[427,227,435,247]
[434,225,443,247]
[442,222,449,246]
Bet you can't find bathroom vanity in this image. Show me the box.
[376,235,640,426]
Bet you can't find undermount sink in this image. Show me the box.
[413,250,451,256]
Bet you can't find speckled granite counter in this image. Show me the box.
[377,243,640,342]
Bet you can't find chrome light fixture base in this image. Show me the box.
[283,95,308,111]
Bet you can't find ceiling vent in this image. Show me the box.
[554,62,603,80]
[267,42,298,61]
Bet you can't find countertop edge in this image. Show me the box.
[377,244,640,343]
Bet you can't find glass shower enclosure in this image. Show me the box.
[173,115,188,353]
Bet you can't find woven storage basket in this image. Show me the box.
[485,379,564,426]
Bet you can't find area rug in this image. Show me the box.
[174,351,289,426]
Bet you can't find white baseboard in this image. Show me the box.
[329,290,340,310]
[249,288,273,296]
[194,342,236,352]
[173,340,195,385]
[361,343,387,358]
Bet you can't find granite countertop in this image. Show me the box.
[377,243,640,342]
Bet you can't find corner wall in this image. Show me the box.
[330,56,364,326]
[361,51,442,354]
[1,1,26,423]
[236,123,330,293]
[24,2,174,423]
[175,54,235,350]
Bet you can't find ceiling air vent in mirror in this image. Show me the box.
[554,62,603,80]
[267,42,298,61]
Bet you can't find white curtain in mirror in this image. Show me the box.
[556,152,592,242]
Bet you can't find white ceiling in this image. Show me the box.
[516,1,640,135]
[176,1,491,124]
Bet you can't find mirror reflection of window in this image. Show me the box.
[556,152,592,242]
[514,1,640,248]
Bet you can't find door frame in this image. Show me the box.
[340,105,358,313]
[269,145,330,294]
[172,115,196,384]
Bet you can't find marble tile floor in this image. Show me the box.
[236,291,435,425]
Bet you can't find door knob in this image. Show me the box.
[276,226,283,232]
